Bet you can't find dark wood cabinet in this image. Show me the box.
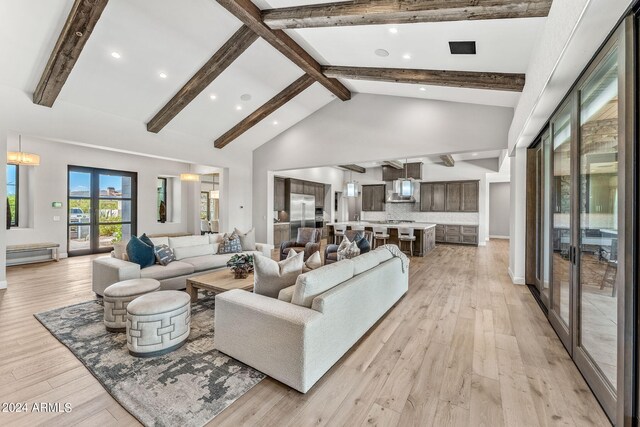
[434,224,478,245]
[382,162,423,181]
[289,179,304,194]
[420,183,433,211]
[315,184,325,208]
[432,183,446,211]
[361,185,386,211]
[446,182,462,212]
[274,177,285,211]
[461,181,479,212]
[273,224,290,247]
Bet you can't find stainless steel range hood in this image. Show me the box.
[386,181,417,203]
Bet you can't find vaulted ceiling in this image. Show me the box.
[0,0,549,153]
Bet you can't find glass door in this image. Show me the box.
[549,101,573,351]
[68,166,137,255]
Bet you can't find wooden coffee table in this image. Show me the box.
[186,269,254,302]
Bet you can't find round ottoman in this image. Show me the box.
[103,278,160,332]
[126,290,191,357]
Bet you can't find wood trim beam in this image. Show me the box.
[33,0,109,107]
[146,25,259,133]
[215,0,351,101]
[214,74,315,149]
[440,155,455,167]
[339,164,366,173]
[322,66,526,92]
[262,0,552,29]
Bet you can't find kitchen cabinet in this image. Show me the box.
[434,224,478,246]
[274,177,285,211]
[289,179,304,194]
[315,184,325,208]
[382,162,423,181]
[361,185,386,211]
[420,182,446,212]
[446,182,462,212]
[461,181,479,212]
[419,183,433,211]
[273,224,290,247]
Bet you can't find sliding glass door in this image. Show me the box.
[68,166,137,256]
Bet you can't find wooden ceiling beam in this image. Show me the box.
[214,74,315,149]
[215,0,351,101]
[262,0,552,29]
[322,66,526,92]
[339,164,366,173]
[33,0,109,107]
[440,155,455,167]
[147,25,259,133]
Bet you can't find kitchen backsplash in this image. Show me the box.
[361,203,479,225]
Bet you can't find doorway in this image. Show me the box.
[68,166,137,256]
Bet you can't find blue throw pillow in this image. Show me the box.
[139,233,154,248]
[126,235,155,268]
[354,233,371,254]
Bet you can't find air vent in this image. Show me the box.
[449,41,476,55]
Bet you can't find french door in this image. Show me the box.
[68,166,137,256]
[542,22,635,423]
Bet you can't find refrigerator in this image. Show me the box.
[290,193,316,240]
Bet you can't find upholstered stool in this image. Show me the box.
[126,290,191,357]
[103,278,160,332]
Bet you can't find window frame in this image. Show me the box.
[157,177,167,222]
[6,164,19,227]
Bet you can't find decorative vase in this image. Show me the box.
[234,270,248,279]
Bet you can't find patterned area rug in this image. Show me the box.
[35,295,264,427]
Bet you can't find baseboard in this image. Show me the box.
[59,252,68,259]
[489,235,510,239]
[0,280,6,290]
[508,268,525,285]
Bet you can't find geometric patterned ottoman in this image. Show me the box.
[126,290,191,357]
[103,278,160,332]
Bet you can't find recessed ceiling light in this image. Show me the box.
[240,93,252,101]
[210,94,217,100]
[159,72,168,79]
[375,49,389,57]
[419,87,426,92]
[111,51,121,59]
[273,121,278,125]
[388,27,398,34]
[402,53,411,60]
[472,152,479,156]
[236,105,242,111]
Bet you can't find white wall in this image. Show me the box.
[358,159,500,244]
[0,83,253,287]
[489,182,511,238]
[509,148,527,284]
[253,93,514,242]
[5,135,200,256]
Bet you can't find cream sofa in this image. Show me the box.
[214,246,408,393]
[92,234,273,296]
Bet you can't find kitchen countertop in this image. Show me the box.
[328,221,437,230]
[274,222,290,225]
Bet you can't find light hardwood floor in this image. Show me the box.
[0,241,611,426]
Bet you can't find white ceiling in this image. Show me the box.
[0,0,547,153]
[353,150,503,168]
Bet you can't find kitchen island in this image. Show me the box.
[327,222,437,257]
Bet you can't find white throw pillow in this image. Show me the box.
[234,227,256,251]
[338,241,360,261]
[254,251,304,299]
[209,233,224,244]
[288,249,322,272]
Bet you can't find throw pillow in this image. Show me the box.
[234,227,256,251]
[337,236,351,253]
[126,235,156,268]
[218,232,242,254]
[354,233,371,254]
[338,241,360,261]
[287,248,322,272]
[139,233,154,248]
[253,251,304,299]
[154,244,176,266]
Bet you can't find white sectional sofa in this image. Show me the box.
[92,234,273,296]
[214,246,408,393]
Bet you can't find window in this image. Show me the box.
[6,164,18,227]
[157,178,167,222]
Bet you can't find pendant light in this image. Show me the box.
[7,135,40,166]
[343,170,360,198]
[180,164,200,182]
[394,158,414,198]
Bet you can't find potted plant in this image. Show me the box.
[226,254,254,279]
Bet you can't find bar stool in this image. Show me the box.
[334,224,347,244]
[351,224,366,232]
[372,226,390,248]
[398,227,416,256]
